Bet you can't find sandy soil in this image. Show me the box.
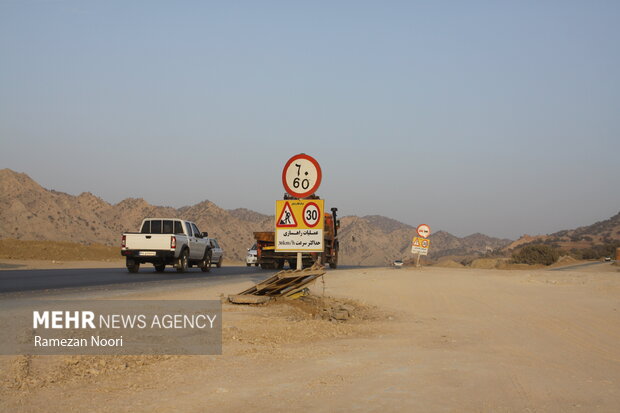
[1,265,620,412]
[0,259,125,271]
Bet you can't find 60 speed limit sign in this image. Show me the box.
[282,153,322,198]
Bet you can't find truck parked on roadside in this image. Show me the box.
[254,207,339,270]
[121,218,212,273]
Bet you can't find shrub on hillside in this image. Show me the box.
[570,242,620,260]
[512,244,560,265]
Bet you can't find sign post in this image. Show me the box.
[412,224,431,267]
[278,154,323,270]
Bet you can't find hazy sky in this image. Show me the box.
[1,1,619,239]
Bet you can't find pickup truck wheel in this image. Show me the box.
[216,257,223,268]
[200,252,211,272]
[176,250,189,273]
[126,259,140,273]
[154,263,165,272]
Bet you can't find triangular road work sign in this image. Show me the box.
[413,237,421,247]
[276,201,298,227]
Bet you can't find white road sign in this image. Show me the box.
[416,224,431,238]
[282,154,322,198]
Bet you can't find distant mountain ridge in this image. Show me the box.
[0,169,270,262]
[1,168,512,264]
[505,212,620,252]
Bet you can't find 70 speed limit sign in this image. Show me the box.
[282,153,322,198]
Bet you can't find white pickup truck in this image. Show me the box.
[121,218,212,273]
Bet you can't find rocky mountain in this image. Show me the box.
[427,231,511,258]
[0,168,512,265]
[505,212,620,252]
[337,216,416,266]
[0,169,266,262]
[337,218,512,266]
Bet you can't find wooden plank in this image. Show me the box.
[233,264,326,299]
[228,295,271,304]
[239,273,280,294]
[281,275,323,297]
[277,269,325,279]
[259,278,306,294]
[254,275,286,292]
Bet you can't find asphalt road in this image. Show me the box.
[0,265,275,295]
[549,261,614,271]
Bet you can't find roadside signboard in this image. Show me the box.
[411,236,430,256]
[275,199,324,252]
[416,224,431,238]
[282,153,322,198]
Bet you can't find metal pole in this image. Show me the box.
[416,252,421,268]
[296,252,303,270]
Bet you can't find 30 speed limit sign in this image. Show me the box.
[302,202,321,227]
[282,153,322,198]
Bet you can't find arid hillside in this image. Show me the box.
[1,169,510,264]
[505,212,620,256]
[0,169,269,262]
[337,216,512,266]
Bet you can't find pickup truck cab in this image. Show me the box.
[121,218,212,273]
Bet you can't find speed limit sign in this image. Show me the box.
[282,153,322,198]
[417,224,431,238]
[302,202,321,227]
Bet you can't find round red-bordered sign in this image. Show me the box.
[302,202,321,227]
[416,224,431,238]
[281,153,322,198]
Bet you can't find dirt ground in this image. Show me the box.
[1,264,619,412]
[0,239,120,261]
[0,259,125,271]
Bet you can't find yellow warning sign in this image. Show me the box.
[411,236,430,255]
[275,199,324,252]
[276,201,298,227]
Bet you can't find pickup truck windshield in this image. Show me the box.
[140,220,184,234]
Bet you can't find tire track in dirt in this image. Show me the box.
[490,284,620,363]
[460,294,590,372]
[523,313,620,363]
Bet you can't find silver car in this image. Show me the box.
[246,244,258,267]
[206,238,224,268]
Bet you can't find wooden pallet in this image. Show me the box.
[228,264,326,304]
